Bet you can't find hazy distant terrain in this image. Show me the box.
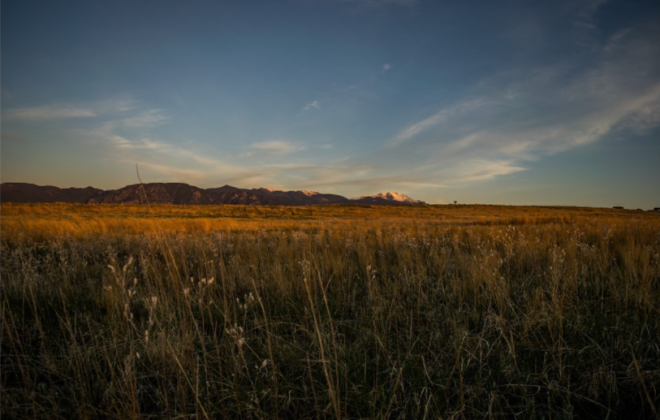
[2,203,659,419]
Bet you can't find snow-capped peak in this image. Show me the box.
[351,191,426,204]
[300,190,320,196]
[374,191,416,202]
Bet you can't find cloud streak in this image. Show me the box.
[388,99,491,147]
[250,140,306,155]
[122,109,169,128]
[3,106,96,121]
[303,100,321,111]
[385,25,660,188]
[2,96,142,123]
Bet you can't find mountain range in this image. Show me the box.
[0,182,427,206]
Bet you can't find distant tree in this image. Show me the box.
[454,200,457,205]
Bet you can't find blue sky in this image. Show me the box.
[2,0,659,208]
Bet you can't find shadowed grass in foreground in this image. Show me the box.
[2,204,659,419]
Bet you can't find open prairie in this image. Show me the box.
[2,203,659,419]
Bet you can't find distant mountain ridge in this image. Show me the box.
[351,191,426,205]
[1,182,427,206]
[1,183,103,203]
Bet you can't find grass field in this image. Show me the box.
[2,203,659,419]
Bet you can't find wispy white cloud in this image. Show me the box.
[303,100,321,111]
[2,106,96,121]
[250,140,306,155]
[82,115,246,183]
[109,135,169,151]
[121,109,169,128]
[444,160,526,184]
[383,25,660,189]
[97,97,137,113]
[382,63,391,72]
[2,96,144,124]
[394,181,454,189]
[388,98,491,147]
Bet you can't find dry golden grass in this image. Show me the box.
[1,203,659,419]
[2,202,655,239]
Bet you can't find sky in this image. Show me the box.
[2,0,659,208]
